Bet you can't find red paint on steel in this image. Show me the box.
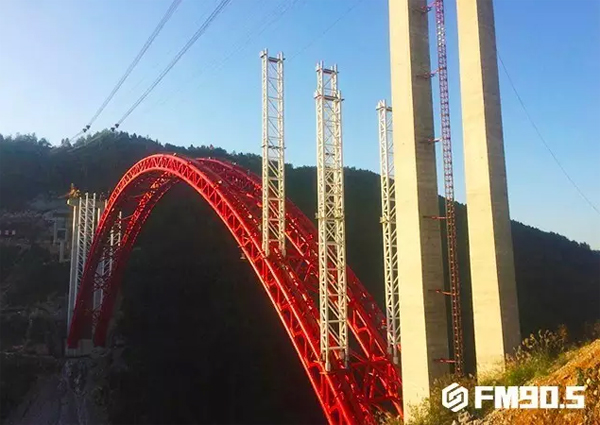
[67,154,402,424]
[199,158,403,411]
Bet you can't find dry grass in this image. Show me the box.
[382,327,600,425]
[486,338,600,425]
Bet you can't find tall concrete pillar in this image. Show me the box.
[456,0,521,376]
[388,0,449,418]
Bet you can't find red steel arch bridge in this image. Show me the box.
[66,154,403,424]
[59,0,483,418]
[64,50,414,424]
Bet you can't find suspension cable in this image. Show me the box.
[111,0,233,130]
[70,0,182,142]
[143,0,300,115]
[498,53,600,216]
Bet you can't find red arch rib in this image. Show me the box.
[198,158,403,410]
[67,154,402,424]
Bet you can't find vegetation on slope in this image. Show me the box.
[388,328,600,425]
[0,245,67,421]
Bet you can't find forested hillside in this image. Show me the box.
[1,131,598,423]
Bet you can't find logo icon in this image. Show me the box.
[442,383,469,412]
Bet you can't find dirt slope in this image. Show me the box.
[485,339,600,425]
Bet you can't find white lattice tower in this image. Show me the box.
[91,205,123,333]
[67,198,80,333]
[261,49,286,257]
[67,193,97,337]
[377,100,400,365]
[315,62,348,371]
[67,194,123,349]
[93,200,106,314]
[109,211,122,276]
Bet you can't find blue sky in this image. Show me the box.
[0,0,598,249]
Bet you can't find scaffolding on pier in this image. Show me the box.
[377,100,400,365]
[261,49,286,257]
[66,192,122,354]
[315,62,348,371]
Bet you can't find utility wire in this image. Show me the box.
[144,0,273,113]
[112,0,233,129]
[498,54,600,216]
[143,0,300,114]
[57,131,108,155]
[68,129,85,144]
[170,0,355,105]
[69,0,182,143]
[120,2,220,102]
[89,0,182,126]
[148,0,361,114]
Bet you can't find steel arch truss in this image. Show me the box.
[67,154,402,424]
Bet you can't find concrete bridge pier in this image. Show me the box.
[388,0,450,419]
[456,0,521,377]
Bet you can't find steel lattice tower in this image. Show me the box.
[92,207,122,333]
[67,194,122,351]
[315,62,348,371]
[377,100,400,365]
[67,193,97,350]
[91,202,122,312]
[67,195,82,334]
[93,200,107,314]
[261,49,286,257]
[108,211,122,284]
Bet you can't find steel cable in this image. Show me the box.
[67,0,182,143]
[142,0,300,115]
[112,0,233,129]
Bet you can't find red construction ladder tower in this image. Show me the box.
[425,0,465,376]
